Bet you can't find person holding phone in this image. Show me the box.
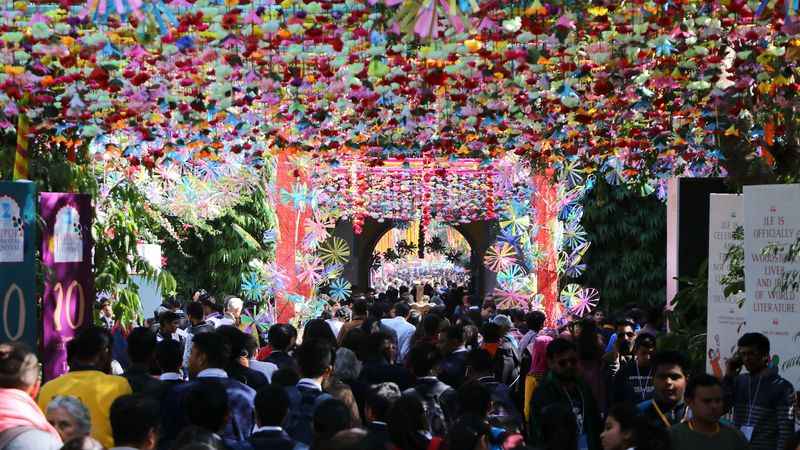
[723,332,795,450]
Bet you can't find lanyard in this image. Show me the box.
[635,364,653,401]
[652,400,685,428]
[746,375,763,426]
[561,384,586,435]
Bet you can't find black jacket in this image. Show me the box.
[438,350,468,389]
[236,429,305,450]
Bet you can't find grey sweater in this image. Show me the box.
[723,367,795,450]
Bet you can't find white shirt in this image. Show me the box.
[253,425,284,433]
[197,368,228,378]
[297,378,323,391]
[381,317,416,362]
[326,319,344,338]
[249,359,278,382]
[160,372,183,381]
[157,328,187,343]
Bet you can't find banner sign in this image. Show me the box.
[743,184,800,386]
[0,182,37,346]
[706,194,745,378]
[41,193,94,381]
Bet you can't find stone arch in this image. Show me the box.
[332,218,498,298]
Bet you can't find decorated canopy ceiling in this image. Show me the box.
[2,0,796,196]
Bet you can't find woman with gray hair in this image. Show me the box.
[46,396,91,443]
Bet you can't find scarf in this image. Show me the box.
[0,389,62,442]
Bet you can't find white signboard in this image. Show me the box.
[53,206,83,263]
[0,196,23,263]
[743,184,800,385]
[706,194,745,377]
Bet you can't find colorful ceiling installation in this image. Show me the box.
[2,0,795,194]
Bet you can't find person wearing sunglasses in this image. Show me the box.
[602,320,637,378]
[611,333,657,405]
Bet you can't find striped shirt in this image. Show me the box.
[723,368,795,450]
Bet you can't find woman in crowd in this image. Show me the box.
[46,396,92,443]
[600,403,670,450]
[387,395,432,450]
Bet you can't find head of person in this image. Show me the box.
[737,332,771,374]
[158,311,181,335]
[304,319,338,348]
[601,403,651,450]
[216,325,248,367]
[255,385,290,427]
[46,396,92,442]
[421,314,443,338]
[127,326,157,366]
[173,425,226,450]
[186,381,229,433]
[633,333,657,366]
[446,415,491,450]
[200,295,219,316]
[651,351,689,407]
[99,299,113,317]
[492,314,513,335]
[461,294,471,307]
[68,326,113,373]
[408,342,442,378]
[685,374,725,425]
[109,394,160,450]
[366,331,397,364]
[438,324,465,355]
[388,395,430,450]
[391,302,411,320]
[296,338,334,381]
[188,332,231,378]
[576,319,603,362]
[481,300,496,319]
[466,348,494,378]
[268,323,293,352]
[525,311,546,334]
[365,382,402,423]
[313,399,352,447]
[156,339,183,375]
[352,299,368,318]
[616,319,636,344]
[334,348,362,382]
[0,342,40,397]
[458,382,492,418]
[271,367,300,387]
[592,309,605,325]
[186,301,205,324]
[546,338,579,382]
[539,403,577,450]
[60,436,105,450]
[224,296,244,318]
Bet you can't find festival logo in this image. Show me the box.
[52,206,83,263]
[0,196,23,263]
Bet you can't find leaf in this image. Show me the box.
[232,223,263,250]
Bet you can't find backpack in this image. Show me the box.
[284,386,332,445]
[407,385,450,437]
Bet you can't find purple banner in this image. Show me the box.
[41,193,94,381]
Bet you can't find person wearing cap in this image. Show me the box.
[611,333,657,405]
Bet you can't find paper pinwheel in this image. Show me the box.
[559,284,583,310]
[571,288,599,318]
[484,242,517,273]
[240,272,267,302]
[296,256,324,286]
[328,278,352,301]
[317,237,351,266]
[496,265,525,290]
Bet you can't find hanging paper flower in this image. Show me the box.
[496,264,525,290]
[303,217,331,250]
[562,221,587,249]
[484,242,517,273]
[241,272,266,302]
[571,288,599,317]
[297,256,324,286]
[559,283,582,309]
[317,237,351,266]
[328,278,352,301]
[494,288,530,311]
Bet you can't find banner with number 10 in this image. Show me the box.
[41,192,94,381]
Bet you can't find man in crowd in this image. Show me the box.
[363,383,402,444]
[156,311,187,348]
[238,385,306,450]
[437,324,469,389]
[670,374,748,450]
[612,333,656,404]
[109,395,160,450]
[162,331,256,445]
[338,299,368,344]
[38,326,132,448]
[403,342,458,436]
[183,301,215,370]
[466,348,521,431]
[123,327,162,396]
[285,339,335,445]
[381,302,416,363]
[519,311,546,354]
[0,342,62,450]
[266,324,298,371]
[155,339,184,387]
[724,332,795,450]
[637,350,690,429]
[602,319,636,377]
[529,338,601,450]
[98,298,115,330]
[216,326,269,390]
[359,331,414,390]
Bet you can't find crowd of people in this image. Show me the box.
[0,284,798,450]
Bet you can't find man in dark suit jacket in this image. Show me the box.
[364,382,401,446]
[437,324,469,389]
[233,385,307,450]
[265,324,298,371]
[123,327,164,397]
[160,332,256,448]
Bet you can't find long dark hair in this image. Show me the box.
[388,395,430,450]
[575,319,602,362]
[607,403,670,450]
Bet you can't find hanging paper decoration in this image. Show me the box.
[317,237,351,266]
[571,288,599,318]
[328,278,352,302]
[484,242,517,273]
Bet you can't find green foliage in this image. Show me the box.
[579,179,667,312]
[163,185,277,299]
[661,261,709,373]
[720,225,745,298]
